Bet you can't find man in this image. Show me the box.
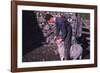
[45,14,72,60]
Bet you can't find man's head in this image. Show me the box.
[45,14,56,24]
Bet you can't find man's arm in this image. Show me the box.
[56,23,60,37]
[60,22,67,41]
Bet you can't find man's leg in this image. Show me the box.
[64,39,70,60]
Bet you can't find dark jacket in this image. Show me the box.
[56,17,72,41]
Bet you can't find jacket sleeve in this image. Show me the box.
[56,23,60,37]
[60,22,67,40]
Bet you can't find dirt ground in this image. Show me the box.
[22,44,90,62]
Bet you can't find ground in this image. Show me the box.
[23,44,60,62]
[23,44,89,62]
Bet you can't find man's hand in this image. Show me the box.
[56,38,63,44]
[54,36,57,40]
